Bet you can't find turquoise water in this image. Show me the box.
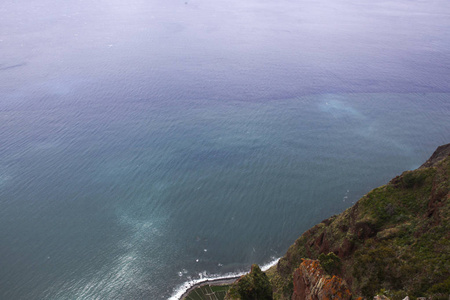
[1,0,450,299]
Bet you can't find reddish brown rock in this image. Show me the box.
[292,259,352,300]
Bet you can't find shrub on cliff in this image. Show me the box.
[428,277,450,299]
[318,252,342,275]
[226,264,273,300]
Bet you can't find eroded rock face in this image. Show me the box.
[292,259,352,300]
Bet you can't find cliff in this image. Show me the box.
[187,144,450,300]
[226,264,273,300]
[266,143,450,300]
[420,144,450,169]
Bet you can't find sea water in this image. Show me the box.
[1,0,450,299]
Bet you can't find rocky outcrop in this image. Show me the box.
[420,143,450,168]
[292,259,351,300]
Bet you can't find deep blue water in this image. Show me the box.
[1,0,450,299]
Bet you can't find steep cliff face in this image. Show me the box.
[267,143,450,300]
[292,259,351,300]
[420,144,450,169]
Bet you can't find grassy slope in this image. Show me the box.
[268,155,450,300]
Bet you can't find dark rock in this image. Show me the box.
[420,143,450,168]
[338,238,354,258]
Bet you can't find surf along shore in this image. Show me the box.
[173,258,280,299]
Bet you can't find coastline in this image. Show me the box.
[179,276,241,300]
[170,257,280,300]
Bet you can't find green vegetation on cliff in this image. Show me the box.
[318,252,342,275]
[269,144,450,300]
[182,144,450,300]
[226,264,273,300]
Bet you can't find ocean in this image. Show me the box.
[1,0,449,299]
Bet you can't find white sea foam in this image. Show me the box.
[168,257,280,300]
[260,257,281,271]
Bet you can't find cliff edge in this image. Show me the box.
[420,144,450,168]
[266,143,450,300]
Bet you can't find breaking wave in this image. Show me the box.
[168,257,280,300]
